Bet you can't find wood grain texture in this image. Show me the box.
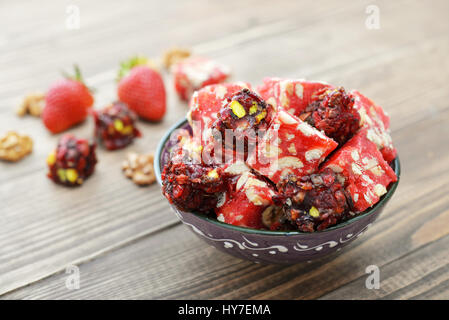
[1,0,449,299]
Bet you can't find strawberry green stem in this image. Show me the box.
[117,55,153,82]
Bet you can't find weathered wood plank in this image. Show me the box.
[320,235,449,300]
[0,0,349,101]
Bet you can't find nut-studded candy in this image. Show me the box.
[216,167,277,229]
[173,56,231,101]
[162,145,227,213]
[211,88,275,162]
[322,128,397,212]
[122,153,156,186]
[93,101,141,150]
[214,89,273,133]
[258,78,396,162]
[257,77,333,116]
[351,90,396,162]
[174,131,206,165]
[300,87,361,145]
[216,163,285,231]
[187,82,251,146]
[0,131,33,162]
[216,191,266,229]
[247,108,338,184]
[47,134,97,186]
[276,168,353,232]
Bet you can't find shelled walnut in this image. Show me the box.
[162,47,191,69]
[17,92,45,117]
[0,131,33,162]
[122,152,156,186]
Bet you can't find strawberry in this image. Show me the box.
[42,66,94,134]
[117,56,166,121]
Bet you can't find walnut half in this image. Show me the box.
[122,152,156,186]
[0,131,33,162]
[162,47,191,69]
[17,92,45,117]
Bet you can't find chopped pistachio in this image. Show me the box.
[114,119,124,132]
[249,102,258,115]
[230,100,246,118]
[46,151,56,166]
[122,125,134,135]
[255,110,267,123]
[309,206,320,218]
[57,169,67,182]
[66,169,79,183]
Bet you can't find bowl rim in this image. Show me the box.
[155,117,401,236]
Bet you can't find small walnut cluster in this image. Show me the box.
[162,47,191,69]
[17,92,45,117]
[0,131,33,162]
[122,152,156,186]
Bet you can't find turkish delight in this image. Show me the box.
[173,57,231,101]
[322,128,397,212]
[247,109,338,184]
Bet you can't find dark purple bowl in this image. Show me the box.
[155,118,401,264]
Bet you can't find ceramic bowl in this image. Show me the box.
[155,118,401,264]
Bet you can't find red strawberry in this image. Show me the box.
[117,56,166,121]
[42,66,94,134]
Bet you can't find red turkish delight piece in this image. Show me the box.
[351,90,396,162]
[213,88,274,135]
[170,130,204,165]
[247,108,338,184]
[216,164,276,229]
[216,192,266,229]
[299,87,361,145]
[275,168,353,232]
[322,128,397,212]
[46,134,97,186]
[210,88,275,163]
[93,101,141,150]
[187,82,251,145]
[162,144,226,213]
[257,77,334,116]
[173,57,231,101]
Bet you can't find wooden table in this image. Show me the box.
[1,0,448,300]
